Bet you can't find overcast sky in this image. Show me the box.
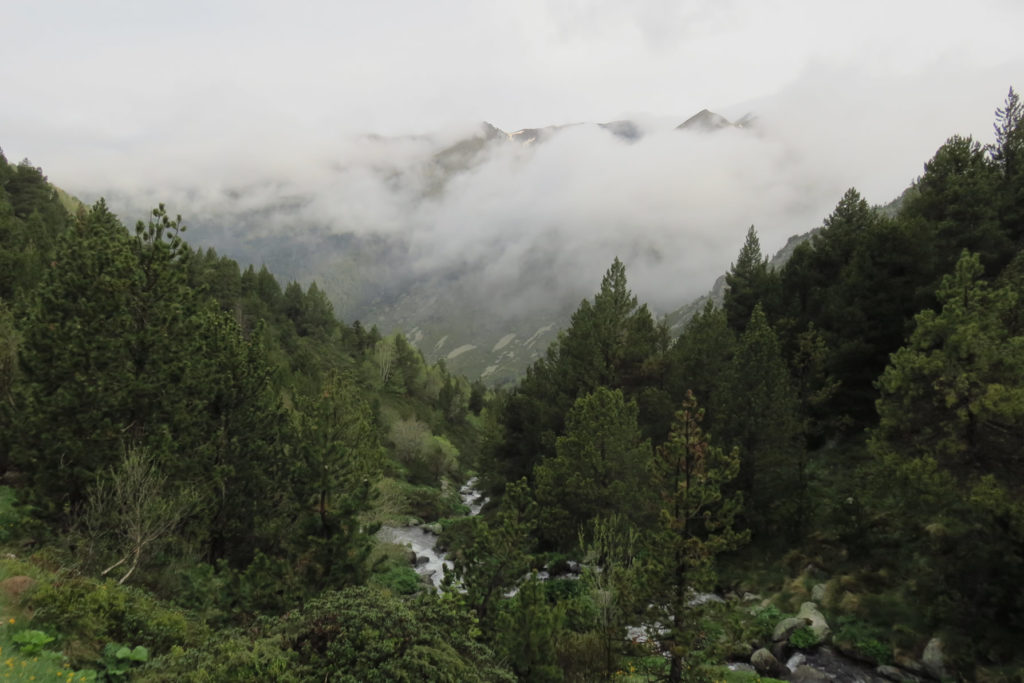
[4,0,1024,310]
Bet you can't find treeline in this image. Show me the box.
[463,88,1024,679]
[0,149,509,679]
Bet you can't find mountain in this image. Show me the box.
[147,109,762,383]
[676,109,755,132]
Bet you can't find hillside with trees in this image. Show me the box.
[0,88,1021,681]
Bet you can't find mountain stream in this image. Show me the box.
[376,478,486,588]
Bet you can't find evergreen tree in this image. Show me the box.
[533,387,652,549]
[492,258,664,492]
[665,301,736,421]
[646,392,748,683]
[904,135,1008,275]
[292,372,384,588]
[713,305,802,537]
[874,250,1024,481]
[495,573,565,683]
[869,251,1024,664]
[12,201,140,518]
[992,86,1024,247]
[724,225,776,332]
[445,479,536,636]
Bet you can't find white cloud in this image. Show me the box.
[2,1,1023,315]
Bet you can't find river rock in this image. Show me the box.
[796,601,832,642]
[877,664,921,682]
[893,653,930,677]
[421,522,443,535]
[773,616,812,642]
[922,637,946,680]
[811,583,827,602]
[791,664,833,682]
[751,648,788,678]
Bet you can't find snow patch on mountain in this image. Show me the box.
[446,344,477,360]
[492,333,516,352]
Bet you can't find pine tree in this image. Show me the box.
[665,301,737,420]
[12,201,139,518]
[724,226,778,332]
[646,392,748,683]
[992,86,1024,246]
[533,387,652,549]
[292,372,384,588]
[493,258,664,491]
[713,305,802,537]
[873,250,1024,481]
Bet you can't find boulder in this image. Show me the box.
[811,583,827,602]
[877,664,921,682]
[893,653,930,677]
[790,664,833,682]
[922,637,946,680]
[751,648,788,678]
[796,601,832,642]
[770,640,789,662]
[773,616,811,642]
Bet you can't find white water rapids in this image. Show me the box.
[376,478,486,588]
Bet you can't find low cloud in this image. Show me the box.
[46,60,1024,320]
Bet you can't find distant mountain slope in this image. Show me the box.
[146,108,777,383]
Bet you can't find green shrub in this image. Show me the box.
[753,605,787,640]
[371,565,422,595]
[28,576,204,664]
[789,625,819,649]
[834,616,892,664]
[100,642,149,681]
[136,634,298,683]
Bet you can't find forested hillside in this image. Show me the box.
[0,88,1021,682]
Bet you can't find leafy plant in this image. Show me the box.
[789,625,819,649]
[12,628,55,655]
[100,642,149,681]
[372,564,422,595]
[752,605,787,640]
[834,616,892,664]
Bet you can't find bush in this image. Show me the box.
[834,615,892,664]
[752,605,787,641]
[789,625,819,649]
[371,565,422,595]
[28,576,204,665]
[137,634,298,683]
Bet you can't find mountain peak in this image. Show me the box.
[676,109,736,132]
